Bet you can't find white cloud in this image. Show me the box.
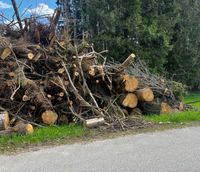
[0,1,11,9]
[27,3,54,16]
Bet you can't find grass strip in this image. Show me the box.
[144,111,200,123]
[0,125,85,153]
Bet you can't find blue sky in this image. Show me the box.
[0,0,57,22]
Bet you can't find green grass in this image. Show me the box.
[0,125,86,153]
[184,92,200,107]
[144,92,200,124]
[144,111,200,123]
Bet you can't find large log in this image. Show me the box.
[140,101,171,114]
[123,75,139,92]
[13,121,34,135]
[41,110,58,125]
[0,111,9,131]
[0,122,33,136]
[13,46,34,59]
[120,93,138,108]
[135,87,154,102]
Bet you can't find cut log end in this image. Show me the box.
[136,87,154,102]
[42,110,58,125]
[13,120,34,135]
[161,102,172,114]
[121,93,138,108]
[1,47,12,60]
[27,53,34,60]
[0,111,9,131]
[123,75,139,92]
[120,53,136,70]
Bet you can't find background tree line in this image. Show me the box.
[60,0,200,90]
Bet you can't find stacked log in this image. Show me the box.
[0,7,186,134]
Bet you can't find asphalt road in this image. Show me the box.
[1,127,200,172]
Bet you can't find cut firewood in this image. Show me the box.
[161,102,171,114]
[140,101,171,114]
[84,117,105,128]
[123,75,139,92]
[0,111,9,131]
[22,95,30,102]
[0,9,188,132]
[119,53,135,70]
[13,121,34,135]
[0,47,12,60]
[27,53,34,60]
[120,93,138,108]
[41,110,58,125]
[0,123,33,136]
[135,87,154,102]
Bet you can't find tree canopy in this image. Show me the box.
[64,0,200,90]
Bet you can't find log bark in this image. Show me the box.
[140,102,161,114]
[130,108,142,116]
[84,117,105,128]
[0,111,9,131]
[120,93,138,108]
[13,46,34,59]
[135,87,154,102]
[140,101,171,114]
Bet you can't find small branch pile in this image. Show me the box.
[0,8,186,136]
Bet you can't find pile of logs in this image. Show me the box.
[0,7,186,135]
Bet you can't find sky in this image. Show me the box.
[0,0,57,23]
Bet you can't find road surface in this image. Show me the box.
[1,127,200,172]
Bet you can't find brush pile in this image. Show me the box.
[0,8,186,136]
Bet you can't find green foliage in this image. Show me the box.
[69,0,200,89]
[169,81,188,100]
[184,92,200,108]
